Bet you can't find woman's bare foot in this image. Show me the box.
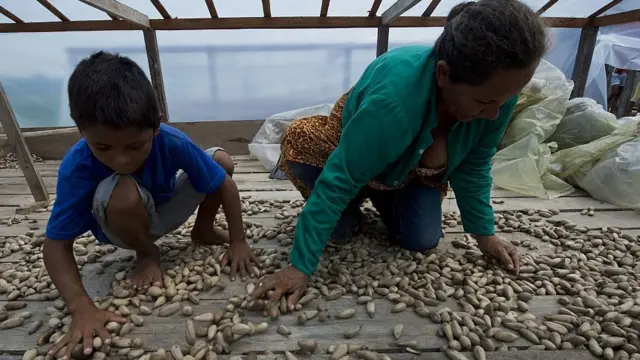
[191,226,228,245]
[129,245,163,289]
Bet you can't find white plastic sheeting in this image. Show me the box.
[0,0,637,127]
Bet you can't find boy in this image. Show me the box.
[44,51,257,359]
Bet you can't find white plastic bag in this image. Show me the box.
[500,59,575,148]
[547,97,618,150]
[492,59,575,199]
[573,136,640,211]
[248,103,333,172]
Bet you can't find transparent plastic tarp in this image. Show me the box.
[0,0,636,128]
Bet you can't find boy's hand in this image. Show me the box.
[220,241,259,281]
[48,305,127,360]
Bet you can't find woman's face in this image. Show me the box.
[436,61,537,122]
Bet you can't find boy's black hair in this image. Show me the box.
[435,0,548,86]
[68,51,160,130]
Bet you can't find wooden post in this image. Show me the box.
[570,26,599,99]
[143,29,169,122]
[376,25,389,57]
[0,83,49,202]
[616,70,638,118]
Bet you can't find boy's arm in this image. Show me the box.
[175,140,244,244]
[43,239,94,312]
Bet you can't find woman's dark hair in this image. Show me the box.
[434,0,548,86]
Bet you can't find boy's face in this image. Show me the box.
[81,125,159,174]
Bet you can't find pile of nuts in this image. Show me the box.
[0,196,639,360]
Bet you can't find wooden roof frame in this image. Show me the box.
[0,0,637,33]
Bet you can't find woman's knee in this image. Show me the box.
[395,230,442,252]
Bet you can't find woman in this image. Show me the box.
[252,0,548,308]
[608,68,627,114]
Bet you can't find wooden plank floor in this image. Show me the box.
[0,156,637,359]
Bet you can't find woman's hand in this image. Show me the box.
[250,265,309,314]
[221,241,260,281]
[48,304,127,360]
[476,235,520,273]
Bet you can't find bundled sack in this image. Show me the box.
[547,97,618,151]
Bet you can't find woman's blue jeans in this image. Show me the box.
[288,161,442,252]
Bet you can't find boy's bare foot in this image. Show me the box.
[191,226,228,245]
[129,245,163,289]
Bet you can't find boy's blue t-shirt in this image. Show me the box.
[46,124,227,243]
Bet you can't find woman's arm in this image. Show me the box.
[448,96,518,237]
[289,94,411,276]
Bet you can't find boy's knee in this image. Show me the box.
[106,175,144,217]
[212,150,234,176]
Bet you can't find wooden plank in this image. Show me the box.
[536,0,560,15]
[205,0,219,18]
[150,0,171,19]
[381,0,423,25]
[421,0,442,17]
[376,25,390,57]
[570,26,599,99]
[0,16,591,33]
[36,0,70,21]
[0,296,590,355]
[0,352,598,360]
[369,0,383,17]
[143,29,170,123]
[78,0,150,28]
[320,0,330,17]
[0,84,49,203]
[0,121,264,159]
[592,9,640,26]
[589,0,623,18]
[261,0,271,18]
[0,5,24,23]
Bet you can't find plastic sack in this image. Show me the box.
[547,97,618,150]
[549,116,640,182]
[248,103,333,172]
[573,136,640,211]
[491,59,574,199]
[492,136,575,199]
[500,59,575,149]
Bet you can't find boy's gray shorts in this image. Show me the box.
[92,147,226,249]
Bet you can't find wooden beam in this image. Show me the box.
[570,26,599,99]
[205,0,219,18]
[381,0,423,25]
[376,25,390,57]
[320,0,330,17]
[536,0,560,15]
[421,0,441,17]
[369,0,383,17]
[0,83,49,202]
[36,0,70,21]
[0,16,594,33]
[589,0,623,18]
[0,5,24,23]
[592,9,640,27]
[615,70,638,118]
[150,0,171,19]
[143,29,169,123]
[261,0,271,18]
[78,0,150,28]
